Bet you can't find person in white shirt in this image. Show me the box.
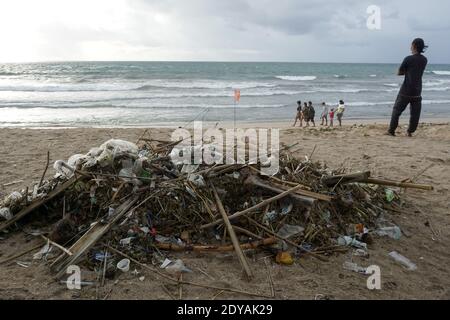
[320,102,329,126]
[336,100,346,127]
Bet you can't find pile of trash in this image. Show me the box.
[0,137,430,285]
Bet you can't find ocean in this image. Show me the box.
[1,61,450,127]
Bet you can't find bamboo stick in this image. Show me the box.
[40,235,73,256]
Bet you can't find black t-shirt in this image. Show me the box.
[399,54,428,97]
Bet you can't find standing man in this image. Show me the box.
[387,38,428,137]
[308,101,316,127]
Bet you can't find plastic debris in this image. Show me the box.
[0,207,12,220]
[376,226,402,240]
[117,258,131,272]
[277,224,305,239]
[276,252,294,265]
[385,188,395,202]
[337,236,368,250]
[33,243,53,260]
[389,251,417,270]
[343,261,368,274]
[161,259,192,273]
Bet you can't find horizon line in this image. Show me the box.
[1,59,449,65]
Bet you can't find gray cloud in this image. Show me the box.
[1,0,449,63]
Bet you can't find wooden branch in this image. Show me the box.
[245,175,315,206]
[155,237,277,252]
[232,225,263,240]
[38,151,50,188]
[200,182,307,230]
[40,235,73,256]
[248,166,312,190]
[363,177,433,191]
[321,171,371,187]
[211,183,253,280]
[269,181,332,202]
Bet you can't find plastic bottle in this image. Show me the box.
[337,236,368,250]
[343,261,367,274]
[389,251,417,270]
[376,226,401,240]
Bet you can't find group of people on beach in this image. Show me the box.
[293,100,345,128]
[291,38,428,136]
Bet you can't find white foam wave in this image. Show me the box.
[432,71,450,76]
[275,75,317,81]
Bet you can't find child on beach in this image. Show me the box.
[293,100,303,127]
[320,102,328,126]
[336,100,345,127]
[329,108,335,127]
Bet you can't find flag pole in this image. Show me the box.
[234,99,236,131]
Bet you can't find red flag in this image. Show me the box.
[234,89,241,103]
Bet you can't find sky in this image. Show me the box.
[0,0,449,63]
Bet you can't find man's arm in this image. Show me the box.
[398,57,408,76]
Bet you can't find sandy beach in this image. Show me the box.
[1,119,449,300]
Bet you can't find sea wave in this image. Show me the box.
[0,103,289,110]
[135,81,277,90]
[275,75,317,81]
[432,71,450,76]
[383,83,399,87]
[0,80,278,92]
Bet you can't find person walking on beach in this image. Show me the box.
[329,108,335,127]
[320,102,329,126]
[308,101,316,127]
[336,100,345,127]
[387,38,428,137]
[303,102,310,126]
[293,100,303,127]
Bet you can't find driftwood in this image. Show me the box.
[0,176,80,232]
[200,182,308,230]
[211,183,253,280]
[156,237,277,252]
[321,171,371,187]
[245,175,316,206]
